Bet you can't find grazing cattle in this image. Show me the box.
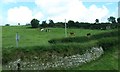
[40,28,44,31]
[45,29,50,32]
[47,29,50,32]
[87,33,91,37]
[40,28,50,32]
[70,32,75,36]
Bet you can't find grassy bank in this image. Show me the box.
[2,26,118,70]
[2,42,97,64]
[70,45,118,70]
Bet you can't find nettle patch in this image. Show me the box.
[3,47,104,70]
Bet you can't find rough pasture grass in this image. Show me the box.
[70,45,118,70]
[2,26,64,47]
[2,26,113,48]
[2,42,97,64]
[48,30,118,44]
[2,26,118,70]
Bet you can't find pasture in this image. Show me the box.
[2,26,113,48]
[2,26,118,70]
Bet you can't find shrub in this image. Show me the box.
[2,42,96,64]
[5,24,10,26]
[48,30,118,44]
[97,37,118,51]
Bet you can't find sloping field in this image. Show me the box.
[2,26,113,48]
[2,26,118,70]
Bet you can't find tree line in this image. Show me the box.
[29,16,120,29]
[5,16,120,29]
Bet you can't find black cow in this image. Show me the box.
[87,33,91,37]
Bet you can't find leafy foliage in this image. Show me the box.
[68,20,75,28]
[117,17,120,23]
[41,20,47,28]
[48,30,118,44]
[108,16,116,23]
[2,43,96,64]
[5,24,10,26]
[31,19,39,28]
[97,37,118,51]
[49,19,54,27]
[95,19,99,24]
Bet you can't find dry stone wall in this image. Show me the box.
[3,47,104,70]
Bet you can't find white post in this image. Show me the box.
[65,19,67,37]
[16,32,19,48]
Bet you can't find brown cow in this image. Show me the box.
[70,32,75,36]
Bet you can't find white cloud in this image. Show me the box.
[7,6,33,25]
[35,0,109,23]
[86,5,109,22]
[7,6,44,25]
[35,0,67,15]
[5,0,111,25]
[33,12,44,20]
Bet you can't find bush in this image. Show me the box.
[48,37,89,44]
[48,30,118,44]
[2,42,97,64]
[97,37,118,51]
[5,24,10,26]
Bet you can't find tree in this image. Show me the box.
[5,24,10,26]
[18,23,20,25]
[75,21,79,24]
[74,21,79,28]
[49,19,54,27]
[95,19,99,24]
[108,16,116,23]
[31,19,39,28]
[41,20,47,28]
[117,17,120,23]
[68,20,75,28]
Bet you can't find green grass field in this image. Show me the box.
[2,26,118,70]
[2,26,113,48]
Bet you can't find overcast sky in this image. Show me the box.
[0,0,119,25]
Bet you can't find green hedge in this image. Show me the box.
[48,36,90,44]
[2,43,97,64]
[48,30,118,44]
[97,37,118,51]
